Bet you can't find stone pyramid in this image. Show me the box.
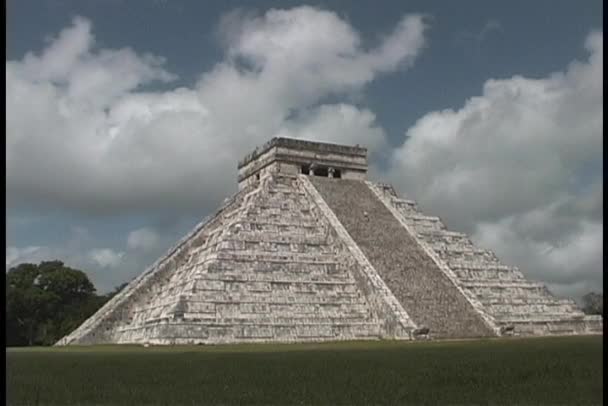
[57,138,602,345]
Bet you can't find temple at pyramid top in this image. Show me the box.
[237,137,368,189]
[57,136,602,346]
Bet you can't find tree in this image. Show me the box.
[6,261,108,346]
[582,292,603,316]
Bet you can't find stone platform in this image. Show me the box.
[57,138,601,345]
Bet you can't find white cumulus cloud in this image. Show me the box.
[7,8,427,215]
[88,248,125,269]
[127,227,161,251]
[6,246,48,268]
[8,8,601,301]
[387,31,603,298]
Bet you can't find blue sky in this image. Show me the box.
[6,0,603,300]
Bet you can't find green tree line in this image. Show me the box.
[6,260,127,346]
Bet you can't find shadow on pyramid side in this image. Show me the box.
[57,138,602,345]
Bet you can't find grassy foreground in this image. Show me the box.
[7,336,603,405]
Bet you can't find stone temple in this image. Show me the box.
[57,138,602,345]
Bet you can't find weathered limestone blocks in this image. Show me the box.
[453,266,525,281]
[56,185,261,346]
[59,173,393,345]
[112,321,383,345]
[313,177,495,339]
[299,175,417,339]
[238,138,368,189]
[58,138,601,345]
[368,181,602,337]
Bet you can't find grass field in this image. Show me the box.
[7,336,603,405]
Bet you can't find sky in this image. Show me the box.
[6,0,603,302]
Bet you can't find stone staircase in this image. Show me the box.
[58,136,600,346]
[370,182,603,336]
[56,180,261,345]
[310,177,495,339]
[60,174,385,345]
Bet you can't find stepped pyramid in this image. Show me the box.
[57,138,602,345]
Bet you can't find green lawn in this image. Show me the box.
[6,336,603,405]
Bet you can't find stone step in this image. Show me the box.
[439,255,501,270]
[310,177,495,339]
[215,240,333,255]
[404,219,446,232]
[448,263,513,272]
[267,187,306,195]
[391,201,418,215]
[496,314,586,324]
[194,274,356,285]
[194,280,360,295]
[174,310,375,322]
[401,214,442,222]
[136,299,371,312]
[452,267,525,281]
[431,245,492,258]
[489,303,579,314]
[392,197,417,206]
[234,219,321,230]
[251,203,315,213]
[446,258,503,270]
[127,317,380,328]
[480,298,579,314]
[244,211,316,224]
[221,232,331,245]
[420,235,471,249]
[211,251,341,264]
[460,281,546,289]
[176,291,369,305]
[482,289,572,305]
[116,321,382,337]
[455,272,524,282]
[417,229,467,238]
[201,259,342,275]
[373,183,398,196]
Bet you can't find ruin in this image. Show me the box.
[57,138,603,345]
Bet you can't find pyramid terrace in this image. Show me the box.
[57,138,602,345]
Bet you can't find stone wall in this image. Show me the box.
[310,177,495,339]
[59,174,393,345]
[300,175,417,339]
[237,137,368,190]
[57,180,262,345]
[369,182,603,336]
[58,156,601,345]
[238,137,366,169]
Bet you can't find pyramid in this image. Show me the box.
[57,138,602,345]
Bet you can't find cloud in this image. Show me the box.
[127,227,161,251]
[6,246,48,268]
[88,248,125,268]
[387,31,603,298]
[6,224,127,291]
[273,104,388,154]
[6,243,124,283]
[8,8,601,302]
[6,240,133,291]
[7,8,427,215]
[6,224,93,270]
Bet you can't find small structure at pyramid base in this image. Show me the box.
[57,138,602,346]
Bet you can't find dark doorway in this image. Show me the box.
[301,164,310,174]
[333,169,342,178]
[313,167,329,177]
